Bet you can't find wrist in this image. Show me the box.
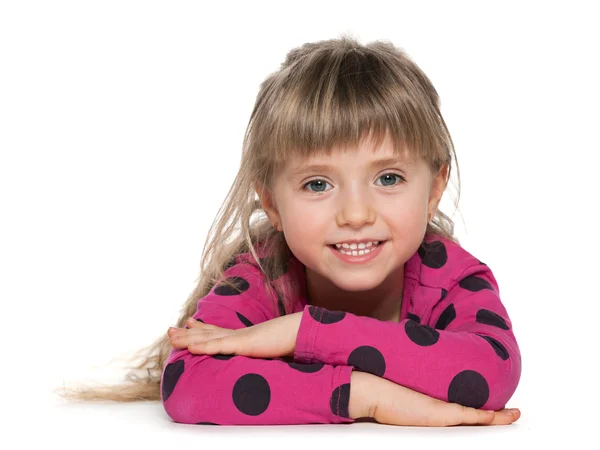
[287,311,303,357]
[349,371,379,419]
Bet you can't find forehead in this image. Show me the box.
[285,146,418,175]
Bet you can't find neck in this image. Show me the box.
[304,264,405,323]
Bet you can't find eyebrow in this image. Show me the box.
[291,157,413,177]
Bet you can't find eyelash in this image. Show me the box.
[301,173,406,194]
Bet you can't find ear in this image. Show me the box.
[253,180,282,227]
[428,163,449,217]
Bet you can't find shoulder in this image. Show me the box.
[411,234,496,292]
[219,240,274,282]
[212,257,268,296]
[197,255,280,323]
[221,245,307,314]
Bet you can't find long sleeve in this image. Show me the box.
[293,262,521,411]
[160,260,356,425]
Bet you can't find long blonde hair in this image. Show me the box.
[54,34,462,402]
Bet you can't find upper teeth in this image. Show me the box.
[335,241,379,249]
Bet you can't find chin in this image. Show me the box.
[329,273,386,292]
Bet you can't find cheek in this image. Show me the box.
[282,203,329,233]
[285,238,318,275]
[281,218,326,266]
[383,198,426,227]
[284,225,318,253]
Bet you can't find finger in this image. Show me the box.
[168,334,189,349]
[170,330,213,351]
[186,317,202,327]
[489,409,521,425]
[169,327,189,337]
[449,404,520,426]
[175,327,229,341]
[475,409,520,426]
[168,327,187,336]
[458,405,496,426]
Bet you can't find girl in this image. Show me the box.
[55,35,521,427]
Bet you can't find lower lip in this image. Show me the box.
[329,241,386,264]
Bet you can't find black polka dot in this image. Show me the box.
[476,334,510,360]
[459,275,493,292]
[418,240,448,269]
[447,370,489,409]
[405,320,440,346]
[308,305,346,324]
[435,303,456,330]
[212,354,235,360]
[214,276,250,296]
[277,292,286,317]
[406,312,420,323]
[237,312,254,327]
[348,346,386,377]
[196,421,219,425]
[478,260,487,266]
[330,383,351,418]
[476,309,509,330]
[161,359,184,403]
[288,362,325,373]
[440,288,448,300]
[232,373,271,416]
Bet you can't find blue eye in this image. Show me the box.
[377,173,405,187]
[303,179,331,193]
[302,173,405,193]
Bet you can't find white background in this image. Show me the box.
[1,0,598,448]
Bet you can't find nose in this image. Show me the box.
[335,189,376,228]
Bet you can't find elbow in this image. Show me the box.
[161,356,216,424]
[161,359,194,424]
[484,348,522,411]
[449,345,522,411]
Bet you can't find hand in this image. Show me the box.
[350,371,521,427]
[167,312,303,359]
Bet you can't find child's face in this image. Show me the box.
[261,135,447,292]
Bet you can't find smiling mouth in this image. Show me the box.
[328,240,387,255]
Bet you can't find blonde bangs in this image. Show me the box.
[246,39,448,172]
